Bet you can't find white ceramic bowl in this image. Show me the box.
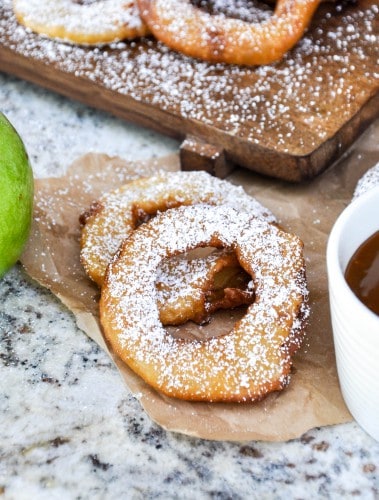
[327,185,379,442]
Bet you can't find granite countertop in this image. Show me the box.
[0,72,378,500]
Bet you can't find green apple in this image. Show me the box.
[0,112,34,278]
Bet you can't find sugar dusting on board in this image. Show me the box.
[193,0,272,23]
[1,0,378,156]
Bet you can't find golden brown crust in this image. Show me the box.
[13,0,149,45]
[100,204,309,403]
[79,200,104,226]
[138,0,321,66]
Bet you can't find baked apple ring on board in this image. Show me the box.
[80,170,276,287]
[12,0,149,45]
[100,204,309,403]
[138,0,321,65]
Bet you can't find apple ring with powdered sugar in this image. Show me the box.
[13,0,149,45]
[100,204,309,403]
[138,0,321,65]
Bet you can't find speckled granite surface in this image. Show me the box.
[0,72,378,500]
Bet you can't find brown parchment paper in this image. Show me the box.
[20,122,379,441]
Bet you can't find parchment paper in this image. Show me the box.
[20,122,379,441]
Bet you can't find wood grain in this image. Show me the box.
[0,0,378,181]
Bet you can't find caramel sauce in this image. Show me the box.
[345,231,379,316]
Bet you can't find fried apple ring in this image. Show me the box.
[80,170,275,287]
[100,204,309,403]
[13,0,149,45]
[138,0,321,65]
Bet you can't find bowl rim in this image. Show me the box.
[326,184,379,322]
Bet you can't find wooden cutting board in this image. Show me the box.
[0,0,378,181]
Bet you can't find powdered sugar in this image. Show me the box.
[353,161,379,201]
[80,170,276,285]
[12,0,147,44]
[139,0,323,66]
[193,0,272,23]
[100,204,309,402]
